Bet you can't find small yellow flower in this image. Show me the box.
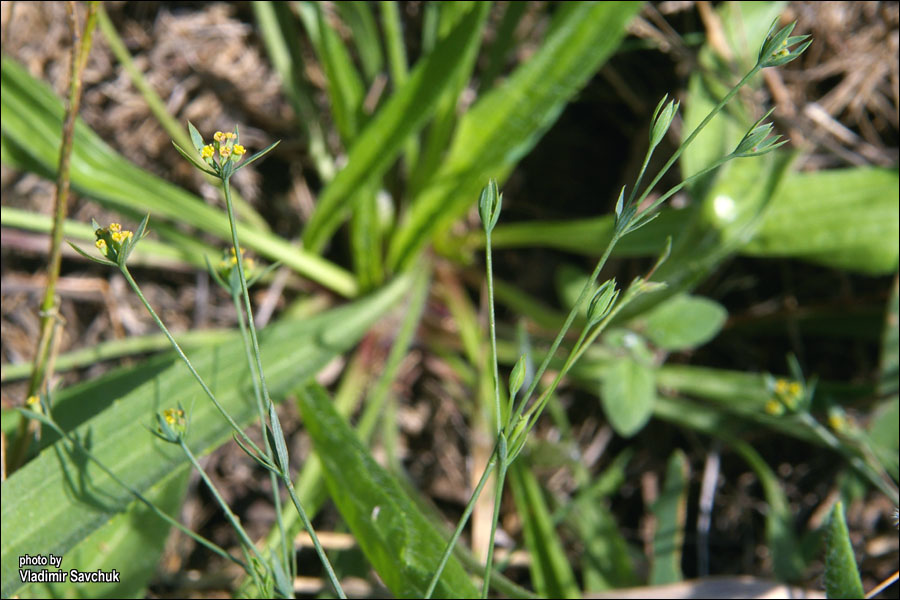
[233,144,246,156]
[163,407,185,426]
[201,144,215,159]
[774,379,789,394]
[214,131,226,142]
[765,398,784,416]
[96,238,107,252]
[109,223,121,233]
[220,146,232,158]
[787,382,801,396]
[828,411,847,433]
[225,132,236,139]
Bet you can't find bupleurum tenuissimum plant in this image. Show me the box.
[424,18,815,598]
[64,126,347,599]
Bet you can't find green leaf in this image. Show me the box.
[0,275,411,598]
[388,1,641,271]
[824,502,864,599]
[296,1,365,143]
[335,1,383,84]
[19,466,189,599]
[866,397,899,481]
[302,2,491,252]
[879,276,899,395]
[733,441,805,581]
[297,383,479,599]
[641,293,728,350]
[509,464,580,599]
[600,357,656,437]
[566,452,639,591]
[743,168,899,275]
[649,449,689,585]
[481,207,688,257]
[0,56,356,297]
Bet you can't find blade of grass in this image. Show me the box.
[296,0,365,144]
[253,1,334,180]
[649,449,689,585]
[298,383,480,599]
[408,2,487,197]
[0,56,357,296]
[479,1,529,92]
[335,1,383,84]
[302,2,491,253]
[508,463,580,599]
[388,1,641,271]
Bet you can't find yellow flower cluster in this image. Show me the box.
[163,407,185,426]
[95,222,134,260]
[202,131,246,166]
[764,378,803,415]
[218,246,256,279]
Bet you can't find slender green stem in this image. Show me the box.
[11,1,99,473]
[222,180,278,437]
[505,231,622,437]
[119,265,265,458]
[481,448,509,598]
[485,230,502,432]
[223,176,345,598]
[27,409,245,569]
[635,67,760,212]
[284,478,347,598]
[232,291,291,578]
[425,446,499,598]
[181,439,268,567]
[798,413,899,506]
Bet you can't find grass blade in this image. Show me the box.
[297,383,479,599]
[302,3,491,252]
[388,1,641,271]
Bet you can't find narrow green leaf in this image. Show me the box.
[600,357,656,437]
[253,1,334,179]
[640,293,727,350]
[733,441,805,581]
[66,240,117,267]
[234,140,280,171]
[388,1,641,271]
[479,1,529,91]
[296,1,365,143]
[509,464,580,599]
[649,449,689,585]
[879,276,899,395]
[0,56,356,296]
[408,2,487,197]
[335,1,384,83]
[172,140,215,175]
[349,187,383,291]
[297,383,479,599]
[187,121,204,153]
[824,502,864,599]
[302,3,491,252]
[19,466,189,599]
